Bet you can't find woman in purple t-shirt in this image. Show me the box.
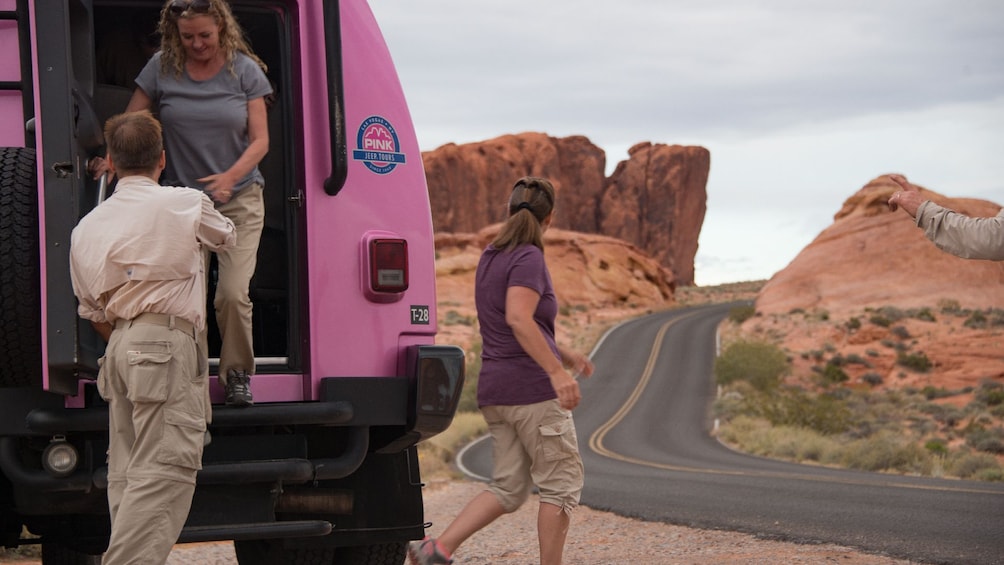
[409,177,595,565]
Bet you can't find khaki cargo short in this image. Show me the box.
[481,399,584,513]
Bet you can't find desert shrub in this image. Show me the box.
[966,427,1004,454]
[948,452,1003,480]
[938,298,962,314]
[890,326,911,340]
[964,310,987,329]
[921,386,952,400]
[924,438,949,456]
[907,307,936,322]
[870,315,891,327]
[418,411,488,478]
[896,351,932,372]
[918,402,964,428]
[820,362,849,385]
[716,415,837,463]
[442,309,475,326]
[728,304,756,324]
[457,342,482,412]
[844,353,869,366]
[989,309,1004,327]
[974,381,1004,407]
[757,389,851,435]
[714,340,788,391]
[845,317,861,331]
[861,373,883,386]
[839,432,932,475]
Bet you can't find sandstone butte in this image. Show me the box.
[427,134,1003,415]
[423,132,709,287]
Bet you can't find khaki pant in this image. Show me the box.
[482,399,584,513]
[99,316,207,565]
[204,182,265,384]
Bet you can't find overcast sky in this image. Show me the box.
[368,0,1004,286]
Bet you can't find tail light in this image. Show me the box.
[370,238,408,292]
[361,234,409,302]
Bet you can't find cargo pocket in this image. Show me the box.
[96,355,110,401]
[157,408,206,471]
[539,417,577,462]
[125,342,172,403]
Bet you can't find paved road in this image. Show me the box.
[458,303,1004,565]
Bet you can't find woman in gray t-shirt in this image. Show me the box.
[129,0,272,407]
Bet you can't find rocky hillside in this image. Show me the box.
[424,133,709,286]
[743,174,1003,400]
[756,175,1004,315]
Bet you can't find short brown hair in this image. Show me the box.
[104,110,163,175]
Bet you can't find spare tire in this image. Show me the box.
[0,147,42,387]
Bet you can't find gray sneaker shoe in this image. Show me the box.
[225,369,253,407]
[407,537,453,565]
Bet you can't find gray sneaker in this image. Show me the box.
[407,537,453,565]
[225,369,253,407]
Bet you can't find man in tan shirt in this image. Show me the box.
[888,174,1004,261]
[70,110,235,564]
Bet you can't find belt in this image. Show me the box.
[115,313,196,337]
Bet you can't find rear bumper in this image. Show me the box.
[0,344,465,495]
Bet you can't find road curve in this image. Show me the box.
[459,303,1004,565]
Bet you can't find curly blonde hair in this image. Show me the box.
[156,0,267,78]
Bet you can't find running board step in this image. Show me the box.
[179,520,333,543]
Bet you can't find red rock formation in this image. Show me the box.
[422,133,708,286]
[602,142,709,287]
[756,175,1004,316]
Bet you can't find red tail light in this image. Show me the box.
[369,238,408,293]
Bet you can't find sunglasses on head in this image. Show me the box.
[168,0,211,19]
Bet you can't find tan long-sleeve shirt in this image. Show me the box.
[915,201,1004,261]
[70,176,236,330]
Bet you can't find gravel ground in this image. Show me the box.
[1,478,920,564]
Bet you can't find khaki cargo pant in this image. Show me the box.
[99,316,207,565]
[482,399,584,514]
[206,182,265,384]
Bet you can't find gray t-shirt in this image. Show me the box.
[136,52,272,192]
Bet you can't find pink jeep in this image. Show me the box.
[0,1,463,562]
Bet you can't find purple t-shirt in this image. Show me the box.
[475,244,560,407]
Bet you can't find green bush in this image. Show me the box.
[821,362,849,384]
[924,439,948,456]
[896,351,932,372]
[714,340,789,391]
[728,304,756,324]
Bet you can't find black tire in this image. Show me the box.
[334,542,407,565]
[234,538,336,565]
[0,147,41,388]
[40,543,102,565]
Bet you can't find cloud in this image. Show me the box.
[370,0,1004,284]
